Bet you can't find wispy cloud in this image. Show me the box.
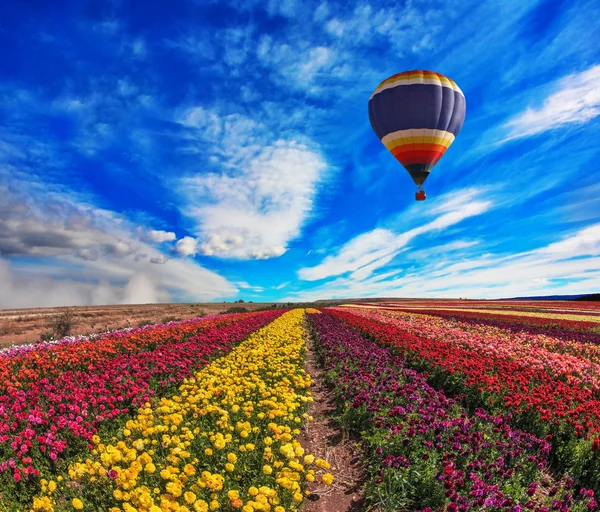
[299,189,492,281]
[286,221,600,302]
[503,65,600,140]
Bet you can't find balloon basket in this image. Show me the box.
[416,190,426,201]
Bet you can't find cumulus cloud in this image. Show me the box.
[505,65,600,140]
[175,236,198,257]
[0,182,237,307]
[177,109,328,260]
[147,229,176,243]
[0,190,137,260]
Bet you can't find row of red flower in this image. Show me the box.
[327,307,600,491]
[0,310,283,489]
[308,311,596,511]
[0,312,254,392]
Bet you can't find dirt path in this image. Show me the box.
[300,322,366,512]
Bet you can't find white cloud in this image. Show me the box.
[537,224,600,257]
[285,222,600,302]
[299,191,491,281]
[175,236,198,257]
[505,65,600,139]
[147,229,176,243]
[0,182,237,307]
[255,38,340,95]
[235,281,264,293]
[177,109,328,260]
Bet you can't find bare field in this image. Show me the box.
[0,302,275,348]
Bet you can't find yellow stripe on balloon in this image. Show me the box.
[370,73,464,99]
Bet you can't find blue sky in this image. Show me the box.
[1,0,599,307]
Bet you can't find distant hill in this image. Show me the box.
[572,293,600,301]
[313,294,600,303]
[499,293,600,301]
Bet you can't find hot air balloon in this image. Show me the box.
[368,70,466,201]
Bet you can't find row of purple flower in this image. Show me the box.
[307,311,596,512]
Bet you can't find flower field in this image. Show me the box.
[306,310,596,511]
[2,299,600,511]
[327,305,600,491]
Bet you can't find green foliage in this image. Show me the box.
[221,306,248,314]
[39,331,53,342]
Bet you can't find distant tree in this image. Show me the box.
[51,309,73,339]
[222,306,248,314]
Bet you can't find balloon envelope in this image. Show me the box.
[368,70,466,186]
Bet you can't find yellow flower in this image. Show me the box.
[322,473,334,485]
[72,498,84,510]
[166,481,183,498]
[53,310,322,512]
[193,500,209,512]
[315,458,330,469]
[184,492,197,505]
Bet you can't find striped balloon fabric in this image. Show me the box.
[368,70,466,188]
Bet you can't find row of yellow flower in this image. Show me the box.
[32,309,332,512]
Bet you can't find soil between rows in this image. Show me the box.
[300,322,366,512]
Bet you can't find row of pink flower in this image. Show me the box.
[366,304,600,334]
[367,300,600,311]
[341,307,600,389]
[374,306,600,346]
[0,310,283,486]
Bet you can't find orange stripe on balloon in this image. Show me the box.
[391,143,448,156]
